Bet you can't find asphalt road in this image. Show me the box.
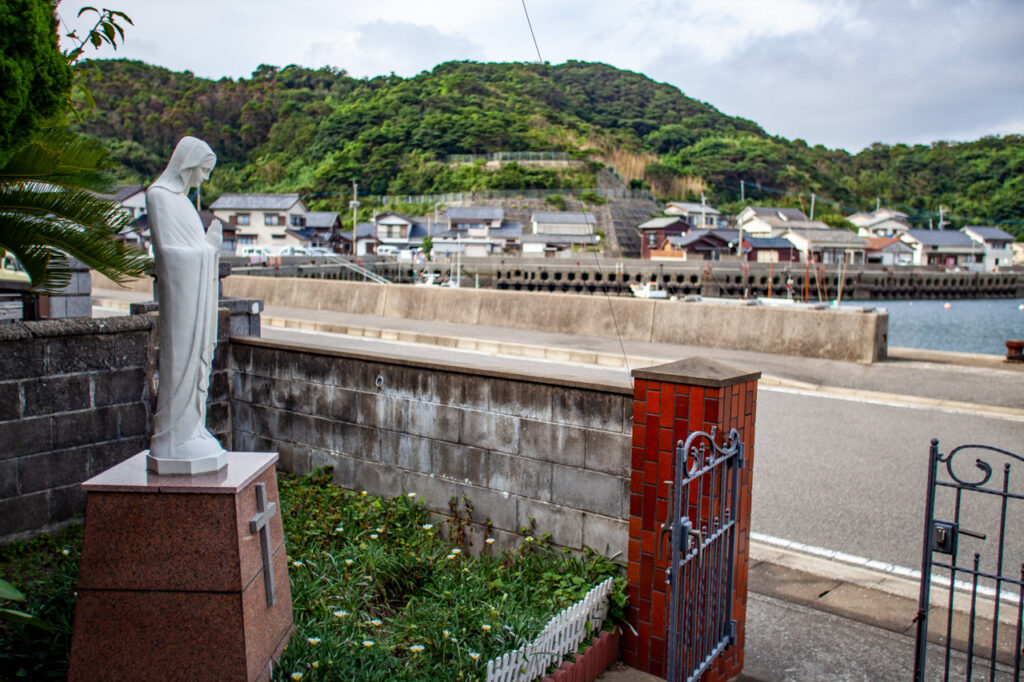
[753,386,1024,575]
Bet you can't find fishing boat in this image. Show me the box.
[629,281,669,299]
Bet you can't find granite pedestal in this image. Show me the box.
[68,451,293,681]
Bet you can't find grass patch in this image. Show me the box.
[0,470,626,681]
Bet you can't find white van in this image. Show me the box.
[376,245,399,257]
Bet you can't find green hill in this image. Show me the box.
[76,59,1023,237]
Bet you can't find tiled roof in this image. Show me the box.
[520,233,598,245]
[447,206,504,221]
[903,229,975,247]
[784,228,866,246]
[209,193,302,210]
[748,206,809,221]
[98,185,145,202]
[666,201,721,215]
[304,212,339,228]
[532,211,597,224]
[963,226,1015,242]
[638,217,686,229]
[746,237,795,249]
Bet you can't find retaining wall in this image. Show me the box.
[223,275,888,363]
[0,313,233,542]
[230,336,633,556]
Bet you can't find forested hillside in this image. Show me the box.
[76,59,1022,236]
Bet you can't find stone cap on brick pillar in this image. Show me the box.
[630,356,761,388]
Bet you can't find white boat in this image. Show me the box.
[630,281,669,299]
[414,272,442,287]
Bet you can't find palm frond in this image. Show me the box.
[0,131,152,293]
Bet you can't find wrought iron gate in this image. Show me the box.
[660,427,744,682]
[914,438,1024,681]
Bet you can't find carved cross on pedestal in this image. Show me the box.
[249,482,277,606]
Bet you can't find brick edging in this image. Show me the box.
[540,626,621,682]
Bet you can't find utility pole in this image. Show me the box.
[700,192,707,227]
[740,179,745,203]
[875,196,880,212]
[938,205,944,230]
[810,193,816,221]
[349,180,361,251]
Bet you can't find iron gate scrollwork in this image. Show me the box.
[660,427,744,682]
[914,438,1024,681]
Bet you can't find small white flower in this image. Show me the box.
[333,610,348,618]
[370,533,379,540]
[369,619,383,627]
[363,640,375,648]
[376,526,384,533]
[344,558,354,566]
[307,637,321,646]
[311,662,319,670]
[422,524,433,531]
[61,548,70,556]
[443,630,451,638]
[292,560,304,567]
[407,492,416,498]
[291,673,303,681]
[446,554,456,560]
[485,537,495,545]
[410,644,425,653]
[360,490,368,496]
[525,536,535,543]
[469,652,480,661]
[481,623,492,632]
[452,548,461,554]
[335,526,344,533]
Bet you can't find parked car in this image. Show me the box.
[306,247,334,256]
[275,246,309,256]
[239,246,271,258]
[376,245,399,257]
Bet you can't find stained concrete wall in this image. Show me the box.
[223,275,888,363]
[0,312,233,542]
[229,336,633,556]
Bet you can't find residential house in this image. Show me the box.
[209,193,308,252]
[651,230,731,261]
[737,206,829,235]
[523,211,600,256]
[353,222,377,256]
[899,229,981,268]
[863,236,914,266]
[1012,242,1024,265]
[520,233,599,257]
[782,228,866,264]
[304,212,342,250]
[962,226,1017,270]
[744,236,801,263]
[95,185,148,248]
[531,211,598,236]
[637,217,689,259]
[664,201,724,228]
[848,208,910,237]
[447,206,504,232]
[433,207,517,257]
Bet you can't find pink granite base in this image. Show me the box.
[68,452,293,681]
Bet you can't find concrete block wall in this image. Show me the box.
[229,336,634,556]
[0,310,233,542]
[0,316,154,540]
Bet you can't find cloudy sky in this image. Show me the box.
[59,0,1024,152]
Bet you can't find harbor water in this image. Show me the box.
[860,298,1024,355]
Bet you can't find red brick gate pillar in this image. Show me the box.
[623,358,760,680]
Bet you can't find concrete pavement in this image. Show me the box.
[93,287,1023,680]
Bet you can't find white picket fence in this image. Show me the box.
[485,577,615,682]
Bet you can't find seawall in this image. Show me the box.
[221,275,888,363]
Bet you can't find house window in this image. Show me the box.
[290,214,304,227]
[239,236,254,246]
[648,233,657,246]
[379,225,405,239]
[235,213,251,226]
[272,233,286,240]
[265,214,281,226]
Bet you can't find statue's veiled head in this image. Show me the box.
[153,136,217,194]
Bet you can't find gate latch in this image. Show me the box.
[931,520,987,555]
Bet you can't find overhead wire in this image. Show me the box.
[518,0,635,377]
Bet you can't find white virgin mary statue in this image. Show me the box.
[146,137,227,475]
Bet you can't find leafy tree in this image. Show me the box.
[420,235,433,261]
[0,0,74,159]
[0,3,149,293]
